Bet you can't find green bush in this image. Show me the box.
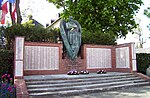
[4,24,60,50]
[136,53,150,74]
[82,30,117,45]
[0,49,14,78]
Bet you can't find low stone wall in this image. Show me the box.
[14,79,29,98]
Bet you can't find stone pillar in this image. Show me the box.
[14,37,25,79]
[131,43,137,72]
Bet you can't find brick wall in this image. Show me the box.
[14,37,135,76]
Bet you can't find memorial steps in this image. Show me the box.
[24,72,150,97]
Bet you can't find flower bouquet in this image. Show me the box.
[97,70,107,74]
[67,70,79,75]
[80,70,89,74]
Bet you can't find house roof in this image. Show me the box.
[32,19,44,27]
[47,17,62,29]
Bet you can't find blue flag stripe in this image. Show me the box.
[8,0,15,3]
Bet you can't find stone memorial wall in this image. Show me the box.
[86,48,112,69]
[14,37,136,77]
[24,46,59,70]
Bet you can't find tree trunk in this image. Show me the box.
[16,0,22,24]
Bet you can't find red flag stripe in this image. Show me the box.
[1,1,8,24]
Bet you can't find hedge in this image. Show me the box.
[0,49,14,80]
[3,24,60,50]
[136,53,150,74]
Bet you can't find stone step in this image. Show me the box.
[29,81,150,96]
[25,73,150,97]
[26,74,137,85]
[28,79,147,93]
[27,77,141,89]
[25,72,133,81]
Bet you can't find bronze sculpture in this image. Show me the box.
[60,16,81,60]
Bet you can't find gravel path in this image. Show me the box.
[31,86,150,98]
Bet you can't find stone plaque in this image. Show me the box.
[15,61,23,76]
[116,47,130,68]
[15,37,24,60]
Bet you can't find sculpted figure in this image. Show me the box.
[60,16,81,60]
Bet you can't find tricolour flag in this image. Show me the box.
[0,0,4,10]
[8,0,15,3]
[0,0,8,11]
[1,1,8,24]
[11,3,16,21]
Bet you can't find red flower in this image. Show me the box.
[7,86,12,92]
[7,74,11,78]
[10,78,12,81]
[2,74,7,78]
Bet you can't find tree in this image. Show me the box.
[47,0,143,44]
[144,7,150,30]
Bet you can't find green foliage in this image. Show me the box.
[82,30,116,45]
[48,0,143,43]
[4,24,60,49]
[0,27,5,49]
[46,27,60,41]
[136,53,150,74]
[144,7,150,30]
[0,49,14,77]
[47,0,66,9]
[144,7,150,18]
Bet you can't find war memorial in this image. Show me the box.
[13,17,150,98]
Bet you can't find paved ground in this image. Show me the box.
[66,86,150,98]
[63,86,150,98]
[31,86,150,98]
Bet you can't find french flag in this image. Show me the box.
[8,0,15,3]
[0,0,16,24]
[0,0,15,9]
[0,0,8,24]
[9,0,16,21]
[11,3,16,21]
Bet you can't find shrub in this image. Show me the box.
[0,49,14,77]
[82,30,117,45]
[136,53,150,74]
[4,24,60,50]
